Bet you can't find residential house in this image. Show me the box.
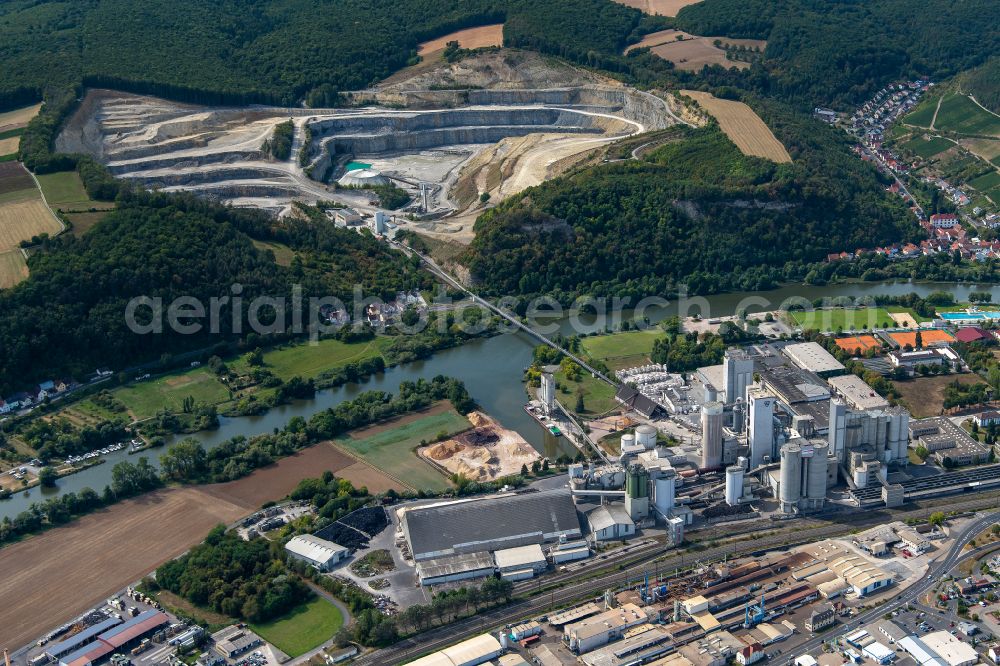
[930,213,958,229]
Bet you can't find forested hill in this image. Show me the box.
[0,0,639,110]
[0,190,427,394]
[960,58,1000,115]
[674,0,1000,109]
[462,101,920,300]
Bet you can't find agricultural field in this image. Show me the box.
[682,90,791,162]
[64,210,113,236]
[903,93,940,129]
[0,487,252,652]
[417,24,504,56]
[333,402,470,492]
[0,249,27,289]
[632,31,752,72]
[0,134,20,158]
[115,367,231,420]
[932,94,1000,137]
[581,329,662,370]
[969,171,1000,193]
[0,103,41,133]
[251,597,343,657]
[36,170,102,211]
[612,0,702,15]
[961,137,1000,165]
[901,135,954,159]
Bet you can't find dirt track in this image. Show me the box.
[0,443,399,651]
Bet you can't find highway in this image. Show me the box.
[353,494,1000,665]
[784,509,1000,662]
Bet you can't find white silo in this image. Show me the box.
[653,469,676,517]
[887,408,909,463]
[805,443,828,509]
[635,424,657,449]
[853,466,868,488]
[779,443,801,514]
[747,390,775,469]
[725,466,744,506]
[701,401,725,469]
[540,373,555,412]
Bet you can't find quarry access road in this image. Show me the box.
[353,494,1000,665]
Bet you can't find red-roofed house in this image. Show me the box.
[930,213,958,229]
[955,326,989,343]
[737,643,766,665]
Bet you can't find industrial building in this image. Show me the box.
[56,611,169,666]
[415,551,497,586]
[827,374,889,411]
[774,436,830,514]
[401,489,581,561]
[909,416,992,466]
[493,544,548,581]
[405,633,503,666]
[746,388,777,469]
[723,349,754,404]
[284,535,349,572]
[564,603,648,653]
[587,504,636,541]
[921,631,979,666]
[781,342,846,378]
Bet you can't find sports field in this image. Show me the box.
[334,403,470,491]
[229,336,392,381]
[582,329,662,369]
[682,90,791,162]
[886,329,954,348]
[902,135,953,159]
[36,170,101,211]
[789,308,895,332]
[417,24,504,55]
[115,367,231,420]
[251,597,343,657]
[833,334,881,354]
[933,94,1000,137]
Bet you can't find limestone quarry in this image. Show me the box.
[420,411,540,481]
[56,50,679,239]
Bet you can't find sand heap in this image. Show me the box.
[421,411,540,481]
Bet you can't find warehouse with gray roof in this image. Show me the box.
[401,489,582,562]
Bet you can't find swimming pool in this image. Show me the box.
[939,311,1000,320]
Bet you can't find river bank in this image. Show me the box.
[4,279,1000,519]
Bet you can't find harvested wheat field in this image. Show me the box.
[0,137,20,156]
[629,31,751,71]
[418,24,504,56]
[0,487,250,651]
[0,103,41,133]
[612,0,703,15]
[0,249,27,288]
[682,90,791,162]
[0,197,62,249]
[0,440,404,650]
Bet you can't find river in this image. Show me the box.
[3,279,997,518]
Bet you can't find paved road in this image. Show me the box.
[353,496,1000,665]
[784,509,1000,662]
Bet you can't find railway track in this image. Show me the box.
[353,492,1000,665]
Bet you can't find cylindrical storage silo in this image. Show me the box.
[853,467,868,488]
[807,443,828,504]
[732,400,746,433]
[654,471,676,516]
[621,433,636,451]
[704,383,718,403]
[636,424,657,449]
[725,466,744,506]
[700,402,724,469]
[779,443,801,513]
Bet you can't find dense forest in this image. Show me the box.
[0,0,639,111]
[674,0,1000,109]
[0,188,426,393]
[463,102,920,300]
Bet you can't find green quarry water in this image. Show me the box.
[344,161,372,171]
